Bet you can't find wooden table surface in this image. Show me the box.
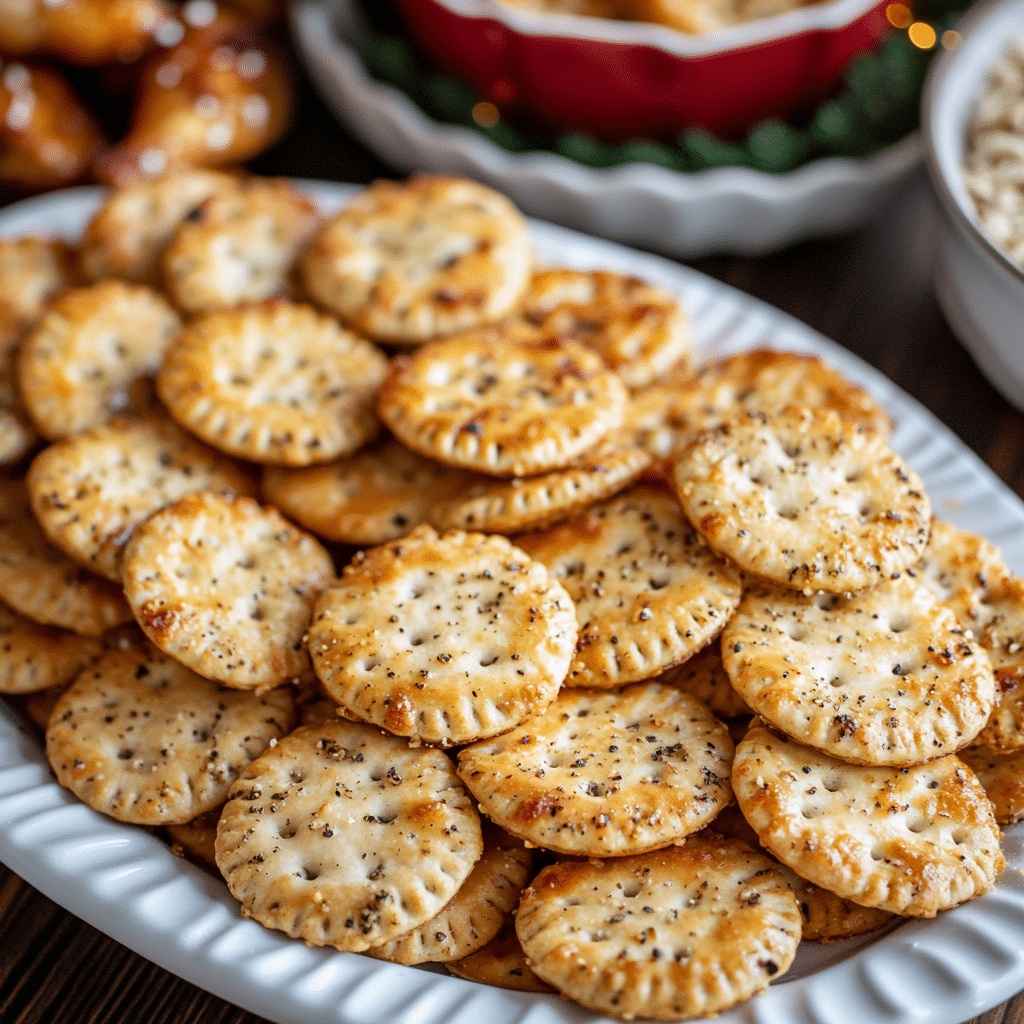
[2,24,1024,1024]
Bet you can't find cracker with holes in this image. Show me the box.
[368,826,533,965]
[215,718,483,951]
[78,169,236,286]
[17,280,180,441]
[448,923,555,992]
[262,436,473,546]
[457,681,734,856]
[673,406,931,594]
[913,518,1009,611]
[122,490,336,689]
[429,424,653,535]
[658,642,752,719]
[307,525,575,747]
[960,744,1024,824]
[299,175,532,345]
[731,721,1005,917]
[46,640,295,825]
[518,268,693,390]
[162,177,322,314]
[0,479,133,636]
[721,575,995,766]
[157,299,388,466]
[377,331,628,477]
[710,805,894,942]
[0,236,77,328]
[515,834,801,1021]
[0,600,104,695]
[27,416,256,583]
[516,486,743,688]
[665,349,892,452]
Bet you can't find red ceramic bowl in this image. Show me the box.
[398,0,891,140]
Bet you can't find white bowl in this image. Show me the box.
[292,0,924,259]
[922,0,1024,411]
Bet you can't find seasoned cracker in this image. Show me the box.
[299,175,532,345]
[0,479,133,636]
[457,681,734,856]
[165,806,222,867]
[162,177,322,313]
[78,169,236,285]
[307,526,575,747]
[27,415,256,582]
[17,280,181,441]
[658,642,752,719]
[912,518,1009,610]
[516,486,743,688]
[519,268,693,390]
[516,835,801,1021]
[262,436,472,545]
[711,804,894,942]
[721,575,995,765]
[122,490,336,689]
[666,349,892,451]
[46,639,295,825]
[368,826,533,964]
[960,743,1024,824]
[447,923,555,992]
[157,299,388,466]
[0,599,103,694]
[731,720,1005,917]
[0,236,77,328]
[377,331,628,477]
[215,718,483,951]
[0,319,37,465]
[673,406,931,594]
[429,426,653,535]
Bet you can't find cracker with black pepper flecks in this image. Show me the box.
[46,639,296,825]
[307,525,576,747]
[731,720,1005,918]
[214,718,483,951]
[457,681,733,857]
[447,922,555,992]
[517,486,742,688]
[673,406,931,595]
[122,490,336,689]
[721,575,995,766]
[515,835,801,1021]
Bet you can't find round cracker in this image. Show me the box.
[367,827,533,965]
[307,525,576,747]
[516,836,801,1021]
[721,575,996,765]
[78,169,236,286]
[299,175,532,345]
[214,718,483,951]
[518,268,693,390]
[122,490,336,689]
[960,743,1024,825]
[157,299,388,466]
[658,642,752,719]
[673,406,932,594]
[912,518,1009,611]
[0,235,78,328]
[447,923,555,992]
[457,681,734,856]
[46,639,296,825]
[0,479,133,636]
[376,331,628,478]
[27,415,256,582]
[429,426,653,535]
[17,280,181,441]
[516,486,743,688]
[162,176,322,314]
[165,806,222,868]
[262,436,472,545]
[0,318,37,465]
[731,720,1005,917]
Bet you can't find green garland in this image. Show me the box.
[353,0,975,174]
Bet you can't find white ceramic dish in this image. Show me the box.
[3,182,1024,1024]
[922,0,1024,413]
[291,0,924,259]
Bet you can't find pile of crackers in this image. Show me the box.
[1,171,1022,1022]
